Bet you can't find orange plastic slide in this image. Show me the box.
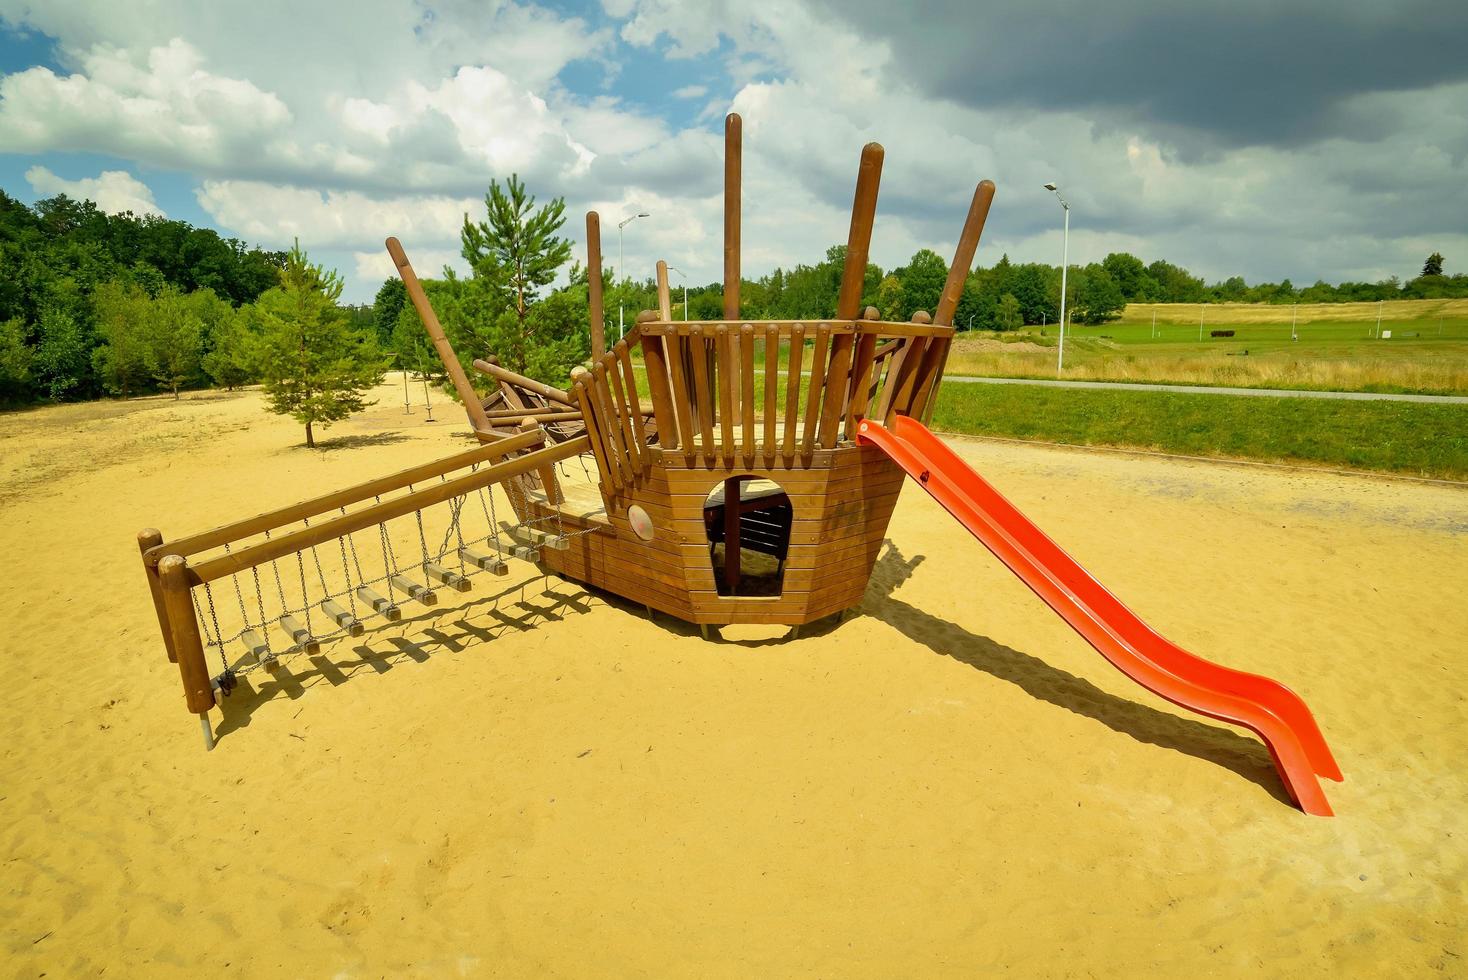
[857,415,1342,815]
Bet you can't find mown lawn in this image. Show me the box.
[928,381,1468,481]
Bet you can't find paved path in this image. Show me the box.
[943,375,1468,404]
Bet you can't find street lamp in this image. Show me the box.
[618,211,650,340]
[1043,182,1070,374]
[668,265,689,320]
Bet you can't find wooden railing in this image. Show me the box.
[569,316,953,488]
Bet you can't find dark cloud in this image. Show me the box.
[814,0,1468,152]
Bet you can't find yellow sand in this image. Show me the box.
[2,382,1465,977]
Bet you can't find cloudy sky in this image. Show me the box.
[2,0,1465,303]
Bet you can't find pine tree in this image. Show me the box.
[256,243,386,447]
[1423,252,1445,277]
[459,174,572,376]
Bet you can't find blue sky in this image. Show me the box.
[2,0,1465,302]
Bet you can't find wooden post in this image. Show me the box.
[740,323,755,462]
[615,341,649,451]
[782,324,805,458]
[723,477,741,595]
[830,142,884,444]
[642,333,678,451]
[518,417,563,504]
[934,180,996,326]
[724,113,742,320]
[656,260,673,321]
[157,555,217,740]
[587,212,606,360]
[690,325,716,463]
[138,528,177,663]
[386,237,490,433]
[763,325,778,464]
[802,325,831,459]
[717,324,735,463]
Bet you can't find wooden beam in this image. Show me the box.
[724,113,742,320]
[471,359,576,407]
[386,236,490,432]
[934,179,996,326]
[586,211,606,360]
[143,430,546,567]
[185,437,590,584]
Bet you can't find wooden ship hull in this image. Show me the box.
[390,112,995,630]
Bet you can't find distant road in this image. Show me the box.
[943,376,1468,404]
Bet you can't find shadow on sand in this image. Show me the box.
[213,573,599,741]
[212,537,1287,805]
[855,542,1290,806]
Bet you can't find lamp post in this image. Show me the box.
[1043,182,1070,373]
[617,211,650,340]
[668,265,689,320]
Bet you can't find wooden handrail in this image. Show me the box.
[142,428,547,566]
[185,437,589,584]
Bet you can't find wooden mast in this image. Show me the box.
[723,113,742,320]
[825,142,884,446]
[386,236,490,433]
[923,180,996,423]
[934,180,996,326]
[586,211,606,360]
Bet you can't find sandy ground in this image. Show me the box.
[2,381,1466,977]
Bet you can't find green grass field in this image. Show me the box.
[945,301,1468,396]
[928,380,1468,481]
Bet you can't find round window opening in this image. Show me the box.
[627,504,656,542]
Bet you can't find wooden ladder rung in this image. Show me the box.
[525,529,571,550]
[459,546,508,576]
[424,562,472,592]
[355,585,403,621]
[241,628,277,669]
[321,598,365,636]
[278,615,320,655]
[388,573,439,606]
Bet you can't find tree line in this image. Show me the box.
[526,247,1465,342]
[4,177,1462,423]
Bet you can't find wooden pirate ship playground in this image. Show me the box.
[136,114,1343,816]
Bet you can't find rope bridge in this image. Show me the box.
[137,429,592,749]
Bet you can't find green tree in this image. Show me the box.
[373,277,407,345]
[894,248,948,319]
[0,317,34,402]
[256,244,387,447]
[1423,252,1444,277]
[144,286,204,398]
[995,293,1022,331]
[875,274,904,321]
[459,174,572,375]
[34,307,91,400]
[1101,252,1148,301]
[92,281,155,396]
[201,305,259,390]
[1072,266,1125,324]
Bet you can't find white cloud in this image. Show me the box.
[24,165,166,217]
[0,39,292,170]
[672,84,707,99]
[194,181,476,250]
